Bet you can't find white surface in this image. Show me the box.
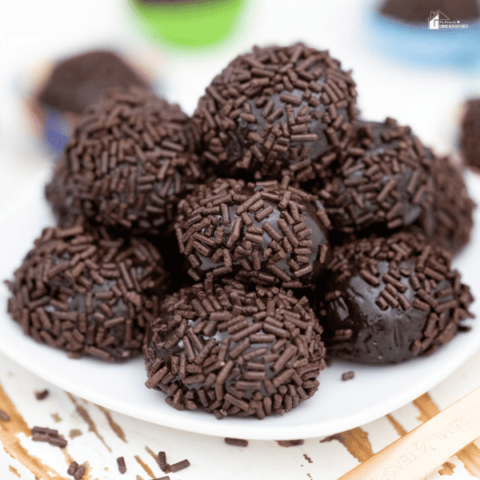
[0,174,479,441]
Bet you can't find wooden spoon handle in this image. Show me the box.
[339,385,480,480]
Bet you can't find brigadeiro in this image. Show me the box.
[62,87,203,234]
[193,43,358,182]
[459,98,480,171]
[316,232,474,364]
[37,50,150,116]
[143,279,326,418]
[414,155,475,256]
[174,178,331,288]
[318,118,435,235]
[6,220,168,361]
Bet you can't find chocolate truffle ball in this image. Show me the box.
[193,43,358,182]
[174,178,331,288]
[6,220,168,361]
[316,232,474,364]
[144,279,326,418]
[460,99,480,171]
[414,155,475,256]
[37,50,150,115]
[63,87,204,234]
[318,118,434,234]
[379,0,479,24]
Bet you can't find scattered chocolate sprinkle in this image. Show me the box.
[32,426,67,448]
[67,461,79,476]
[157,451,167,472]
[144,279,326,419]
[117,457,127,474]
[341,371,355,381]
[277,439,305,447]
[35,389,50,401]
[167,459,190,473]
[193,43,358,182]
[6,218,168,361]
[74,465,86,480]
[315,231,474,364]
[224,437,249,447]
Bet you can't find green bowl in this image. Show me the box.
[129,0,245,47]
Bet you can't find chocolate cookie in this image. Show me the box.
[174,178,331,288]
[7,220,168,361]
[318,118,435,234]
[193,43,358,182]
[316,232,474,364]
[63,87,203,234]
[144,279,326,418]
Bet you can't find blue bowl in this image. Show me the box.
[365,8,480,67]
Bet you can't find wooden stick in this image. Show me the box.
[339,385,480,480]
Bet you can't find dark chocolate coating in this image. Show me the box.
[62,87,204,234]
[38,50,150,114]
[6,220,168,361]
[318,118,435,234]
[315,232,474,364]
[412,155,475,256]
[175,178,331,288]
[193,43,358,182]
[143,279,326,419]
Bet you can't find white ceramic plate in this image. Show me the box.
[1,173,479,440]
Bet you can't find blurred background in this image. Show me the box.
[0,0,478,212]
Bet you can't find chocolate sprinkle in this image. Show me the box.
[175,178,330,288]
[316,232,474,364]
[6,219,168,361]
[35,389,50,400]
[224,437,249,447]
[32,426,68,448]
[341,371,355,381]
[193,43,358,182]
[144,279,326,419]
[117,456,127,474]
[167,459,190,473]
[61,87,203,234]
[0,409,10,422]
[276,439,305,447]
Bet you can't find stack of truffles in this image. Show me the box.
[7,44,475,420]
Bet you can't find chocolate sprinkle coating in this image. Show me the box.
[175,178,330,288]
[38,50,150,115]
[414,155,475,256]
[7,219,168,361]
[316,232,474,364]
[144,279,326,419]
[318,118,434,234]
[63,87,203,234]
[460,99,480,171]
[193,43,358,182]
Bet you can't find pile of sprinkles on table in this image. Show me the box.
[7,43,475,420]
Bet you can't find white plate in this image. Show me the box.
[1,173,479,441]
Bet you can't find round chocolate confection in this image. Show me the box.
[37,50,150,115]
[6,220,168,361]
[414,155,475,256]
[317,118,435,234]
[193,43,358,182]
[460,98,480,172]
[174,178,331,288]
[63,87,204,234]
[316,232,474,364]
[144,279,326,418]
